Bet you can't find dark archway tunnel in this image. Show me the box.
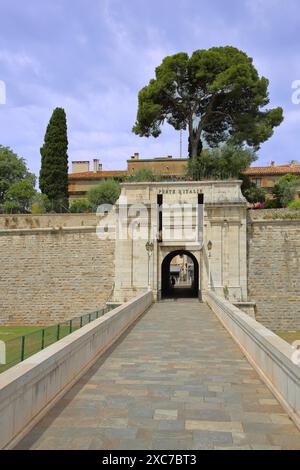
[161,250,199,299]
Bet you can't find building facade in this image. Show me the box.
[109,180,248,305]
[69,154,300,202]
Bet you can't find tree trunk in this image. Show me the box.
[189,130,203,159]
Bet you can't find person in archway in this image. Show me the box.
[171,276,176,288]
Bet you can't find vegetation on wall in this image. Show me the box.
[133,46,283,159]
[39,108,69,212]
[262,211,300,219]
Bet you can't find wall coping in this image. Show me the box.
[0,226,98,235]
[0,291,153,449]
[121,180,243,188]
[0,213,96,219]
[248,218,300,225]
[206,291,300,430]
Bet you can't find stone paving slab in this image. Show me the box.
[16,301,300,450]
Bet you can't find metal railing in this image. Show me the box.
[0,305,115,374]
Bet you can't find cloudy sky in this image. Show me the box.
[0,0,299,177]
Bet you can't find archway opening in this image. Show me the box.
[161,250,199,299]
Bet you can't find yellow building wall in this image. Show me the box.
[128,159,188,176]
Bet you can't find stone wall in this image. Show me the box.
[206,291,300,430]
[0,215,115,325]
[0,292,153,449]
[1,208,299,330]
[248,209,300,331]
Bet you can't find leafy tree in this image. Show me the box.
[128,168,161,182]
[5,179,36,212]
[133,46,283,159]
[3,200,21,214]
[272,174,299,207]
[0,145,35,203]
[187,145,256,180]
[70,199,93,213]
[87,180,120,211]
[39,108,69,211]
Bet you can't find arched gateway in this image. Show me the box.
[112,181,248,304]
[161,250,199,299]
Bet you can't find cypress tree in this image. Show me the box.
[39,108,69,211]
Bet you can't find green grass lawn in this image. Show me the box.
[0,326,43,342]
[0,324,80,374]
[0,309,109,374]
[277,331,300,345]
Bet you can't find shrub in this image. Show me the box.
[288,199,300,209]
[263,198,281,209]
[70,199,93,213]
[87,180,121,211]
[127,168,161,182]
[31,193,50,214]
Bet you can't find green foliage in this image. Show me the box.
[0,145,36,204]
[223,286,229,301]
[31,193,51,214]
[70,199,93,213]
[127,168,161,182]
[5,179,36,212]
[3,200,21,214]
[288,199,300,209]
[87,180,121,211]
[241,175,266,204]
[263,198,280,209]
[272,174,299,208]
[39,108,69,211]
[133,46,283,158]
[243,185,266,204]
[187,145,256,180]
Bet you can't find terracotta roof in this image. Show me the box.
[69,170,128,180]
[243,165,300,176]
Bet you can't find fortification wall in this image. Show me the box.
[0,214,115,325]
[248,209,300,331]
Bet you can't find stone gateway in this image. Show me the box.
[112,181,248,304]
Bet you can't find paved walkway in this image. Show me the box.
[17,301,300,450]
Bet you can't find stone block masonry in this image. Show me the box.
[248,210,300,331]
[1,207,300,331]
[0,214,115,325]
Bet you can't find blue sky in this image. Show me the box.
[0,0,299,177]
